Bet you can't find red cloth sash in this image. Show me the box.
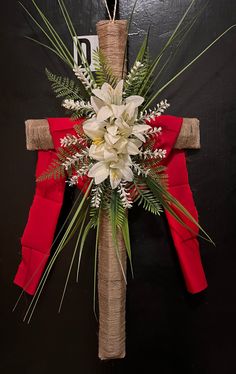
[151,115,207,293]
[14,116,207,295]
[14,118,84,295]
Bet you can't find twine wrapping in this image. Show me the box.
[25,119,54,150]
[98,211,127,359]
[25,118,200,151]
[174,118,200,149]
[96,20,127,79]
[96,19,128,360]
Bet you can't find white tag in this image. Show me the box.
[73,35,99,71]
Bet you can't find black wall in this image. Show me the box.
[1,1,236,373]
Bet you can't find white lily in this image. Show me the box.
[132,124,152,142]
[83,119,106,140]
[88,161,109,185]
[88,143,105,161]
[83,80,153,189]
[92,80,123,106]
[88,154,133,189]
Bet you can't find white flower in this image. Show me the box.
[83,80,152,189]
[88,161,109,184]
[132,124,152,142]
[88,154,133,189]
[83,119,106,140]
[92,80,123,107]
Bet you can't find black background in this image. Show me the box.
[1,1,236,373]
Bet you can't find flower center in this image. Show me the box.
[110,169,119,180]
[92,137,104,146]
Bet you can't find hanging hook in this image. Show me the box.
[112,0,118,22]
[102,0,112,21]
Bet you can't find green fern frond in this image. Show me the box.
[101,181,112,209]
[148,166,167,187]
[124,56,150,97]
[141,137,156,152]
[74,124,86,139]
[36,160,65,182]
[36,146,75,182]
[136,31,150,62]
[124,35,151,98]
[57,145,76,161]
[134,180,163,215]
[110,190,127,229]
[121,214,133,277]
[89,205,101,228]
[45,68,87,100]
[93,49,118,88]
[109,190,127,283]
[70,112,80,120]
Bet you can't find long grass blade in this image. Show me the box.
[23,180,93,323]
[122,0,139,77]
[76,219,94,282]
[110,192,127,284]
[121,215,134,278]
[19,1,73,67]
[139,0,196,95]
[30,0,75,65]
[143,1,208,99]
[146,177,214,244]
[61,203,89,248]
[24,36,68,64]
[102,0,112,21]
[159,185,215,245]
[58,206,89,313]
[57,0,95,84]
[113,0,118,22]
[13,188,85,312]
[93,208,101,319]
[144,24,236,109]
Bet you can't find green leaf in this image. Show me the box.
[19,1,74,67]
[139,0,197,96]
[134,180,163,215]
[36,159,65,181]
[144,24,236,110]
[146,176,214,244]
[25,36,69,65]
[93,207,101,319]
[45,68,86,100]
[124,57,150,97]
[142,1,208,100]
[136,31,150,62]
[121,0,139,76]
[57,0,95,85]
[124,33,151,97]
[110,189,127,229]
[37,141,87,182]
[121,215,134,277]
[93,49,118,88]
[76,218,94,282]
[109,191,127,283]
[22,180,93,323]
[58,205,89,313]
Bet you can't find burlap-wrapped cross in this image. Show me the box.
[24,20,200,360]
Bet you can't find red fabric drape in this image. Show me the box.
[14,118,83,295]
[150,115,207,293]
[14,150,66,295]
[14,116,207,295]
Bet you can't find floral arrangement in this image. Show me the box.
[16,0,236,327]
